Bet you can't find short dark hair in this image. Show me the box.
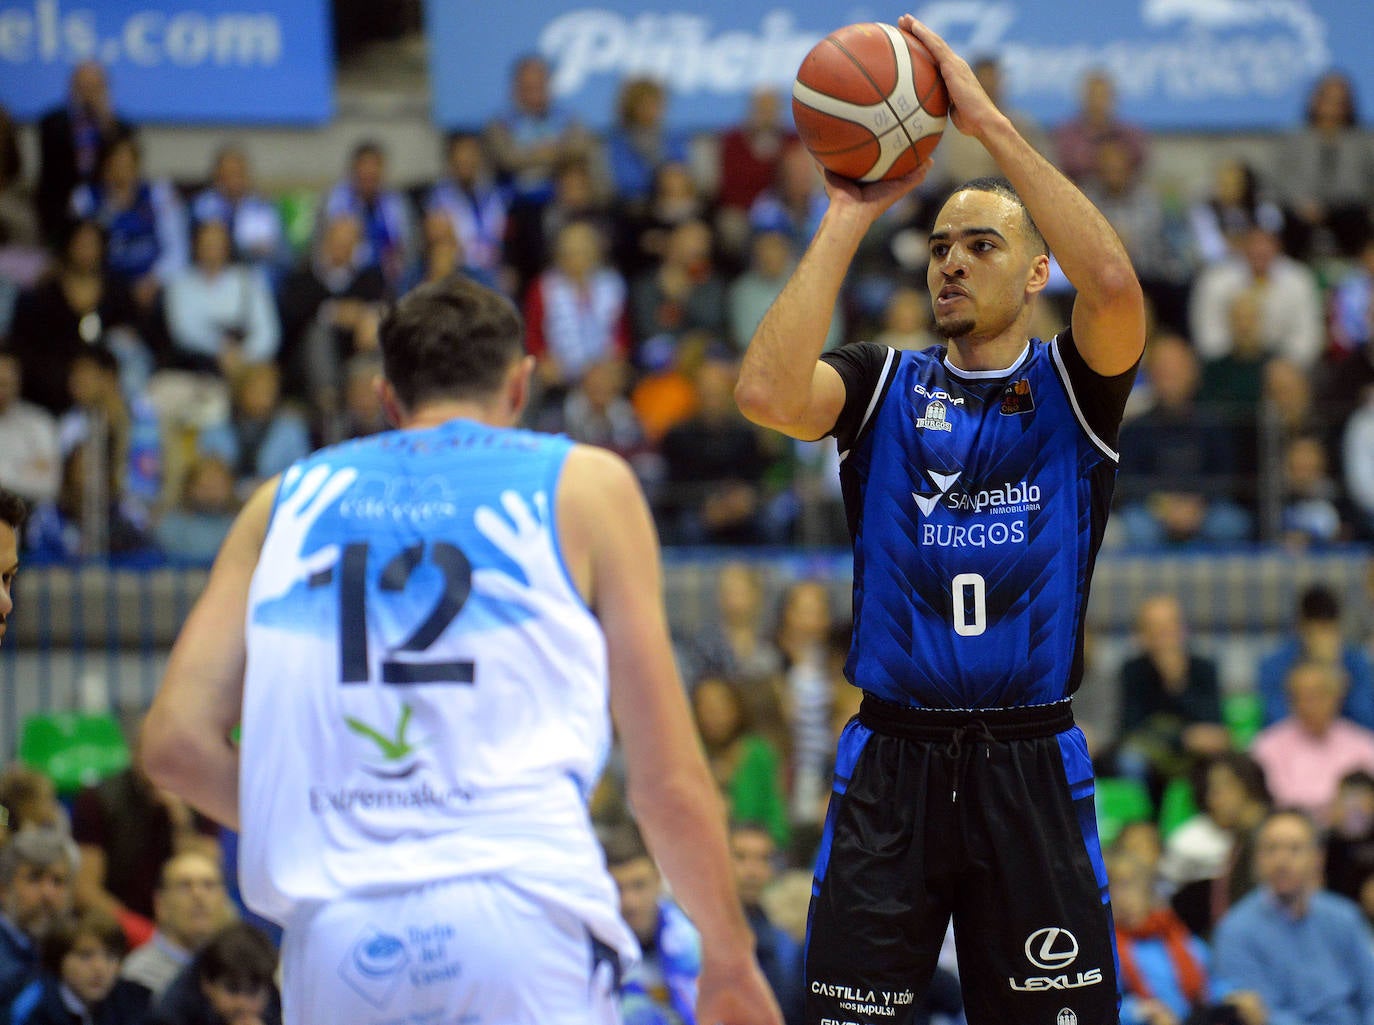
[350,140,384,165]
[1192,751,1271,810]
[600,823,650,869]
[378,276,524,410]
[950,176,1048,256]
[1298,584,1341,622]
[0,484,27,533]
[41,909,125,975]
[196,923,277,991]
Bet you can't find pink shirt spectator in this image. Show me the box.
[1251,717,1374,822]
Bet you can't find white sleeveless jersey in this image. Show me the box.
[238,420,634,961]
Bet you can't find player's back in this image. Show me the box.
[237,418,623,944]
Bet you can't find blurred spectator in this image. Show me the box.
[485,54,594,207]
[8,219,142,415]
[606,78,689,210]
[0,350,60,507]
[1115,594,1231,805]
[400,210,464,294]
[58,347,161,530]
[1277,71,1374,261]
[604,827,699,1025]
[615,161,711,281]
[871,285,938,351]
[1109,850,1264,1025]
[1199,288,1268,429]
[71,131,187,311]
[1116,334,1251,545]
[189,146,286,275]
[657,356,775,545]
[0,828,78,1007]
[1251,659,1374,824]
[748,144,828,251]
[533,357,650,469]
[36,61,131,245]
[1213,810,1374,1024]
[1074,627,1123,762]
[121,853,232,1001]
[197,363,309,499]
[1190,221,1324,370]
[692,676,788,850]
[728,230,844,353]
[426,131,509,289]
[715,90,796,263]
[630,219,727,366]
[153,456,239,564]
[0,766,65,837]
[1327,770,1374,909]
[321,353,388,444]
[680,561,783,691]
[148,923,281,1025]
[25,444,153,560]
[1083,137,1190,333]
[934,56,1048,189]
[0,104,40,253]
[523,219,630,398]
[1332,236,1374,357]
[1162,753,1271,939]
[728,822,804,1025]
[1262,357,1324,445]
[1344,386,1374,539]
[1052,68,1150,185]
[1187,158,1285,267]
[1257,584,1374,731]
[71,753,220,952]
[321,141,414,288]
[276,213,387,411]
[1278,434,1348,549]
[505,156,613,295]
[774,581,835,827]
[10,908,150,1025]
[163,220,280,377]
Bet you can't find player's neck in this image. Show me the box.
[944,333,1029,373]
[402,398,516,432]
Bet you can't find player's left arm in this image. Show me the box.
[902,16,1146,376]
[140,478,277,830]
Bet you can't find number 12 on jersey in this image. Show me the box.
[951,572,987,637]
[309,540,476,685]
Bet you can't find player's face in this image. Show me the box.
[927,190,1042,343]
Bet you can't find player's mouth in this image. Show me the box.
[935,285,969,309]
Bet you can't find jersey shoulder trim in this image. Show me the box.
[1048,335,1120,462]
[839,346,897,461]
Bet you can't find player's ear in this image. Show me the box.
[1024,252,1050,297]
[507,355,536,423]
[377,378,405,428]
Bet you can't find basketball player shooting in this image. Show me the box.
[736,16,1145,1025]
[141,276,784,1025]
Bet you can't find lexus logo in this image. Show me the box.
[1025,927,1079,970]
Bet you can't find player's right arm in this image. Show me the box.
[735,166,928,440]
[556,445,783,1025]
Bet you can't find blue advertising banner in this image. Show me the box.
[0,0,333,124]
[428,0,1374,133]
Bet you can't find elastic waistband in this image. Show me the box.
[858,694,1074,742]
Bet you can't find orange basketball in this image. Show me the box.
[792,22,949,183]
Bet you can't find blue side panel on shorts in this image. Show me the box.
[811,717,873,894]
[1055,727,1109,902]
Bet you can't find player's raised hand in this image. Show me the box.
[821,157,933,223]
[898,15,1002,140]
[696,956,785,1025]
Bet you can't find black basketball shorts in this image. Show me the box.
[804,695,1120,1025]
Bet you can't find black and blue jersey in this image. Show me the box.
[822,331,1136,710]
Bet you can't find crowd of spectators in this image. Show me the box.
[1,49,1374,1025]
[1,57,1372,559]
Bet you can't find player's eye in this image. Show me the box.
[930,243,949,258]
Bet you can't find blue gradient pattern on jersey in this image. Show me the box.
[842,339,1116,709]
[252,421,567,646]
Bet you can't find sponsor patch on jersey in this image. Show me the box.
[999,378,1035,415]
[914,399,954,432]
